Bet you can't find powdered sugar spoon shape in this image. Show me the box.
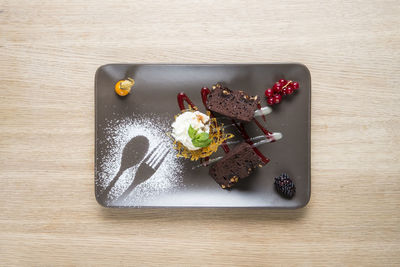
[102,135,149,199]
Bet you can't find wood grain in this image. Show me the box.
[1,0,399,265]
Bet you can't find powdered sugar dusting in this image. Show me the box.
[96,114,184,207]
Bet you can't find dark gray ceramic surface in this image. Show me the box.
[95,64,311,208]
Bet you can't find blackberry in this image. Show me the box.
[274,173,296,199]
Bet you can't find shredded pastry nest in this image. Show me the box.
[171,110,234,161]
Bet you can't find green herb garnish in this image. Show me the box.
[188,125,197,139]
[188,125,212,148]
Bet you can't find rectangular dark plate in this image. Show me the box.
[95,64,311,208]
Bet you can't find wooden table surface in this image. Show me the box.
[1,0,399,265]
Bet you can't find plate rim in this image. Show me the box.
[94,63,311,209]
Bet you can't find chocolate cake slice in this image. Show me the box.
[209,142,265,189]
[206,83,259,122]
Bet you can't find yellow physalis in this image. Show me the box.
[115,78,135,96]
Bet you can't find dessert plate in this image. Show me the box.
[95,64,311,208]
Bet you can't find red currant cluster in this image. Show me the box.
[265,79,299,105]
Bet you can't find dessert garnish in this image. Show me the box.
[172,110,210,151]
[115,78,135,96]
[274,173,296,199]
[265,79,299,105]
[171,109,233,161]
[188,125,212,148]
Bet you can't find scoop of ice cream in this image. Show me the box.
[171,111,210,150]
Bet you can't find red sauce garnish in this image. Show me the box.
[252,118,276,142]
[201,87,210,108]
[220,141,230,153]
[232,120,270,164]
[177,92,197,111]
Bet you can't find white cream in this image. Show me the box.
[171,111,210,151]
[254,106,272,117]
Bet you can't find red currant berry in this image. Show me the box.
[281,87,288,95]
[265,88,274,97]
[292,82,299,90]
[267,96,274,105]
[273,83,282,93]
[279,79,286,85]
[287,85,294,95]
[274,94,282,104]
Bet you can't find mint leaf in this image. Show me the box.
[195,132,210,142]
[188,125,197,139]
[203,138,212,147]
[192,137,212,148]
[192,139,208,148]
[189,126,212,148]
[192,139,201,147]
